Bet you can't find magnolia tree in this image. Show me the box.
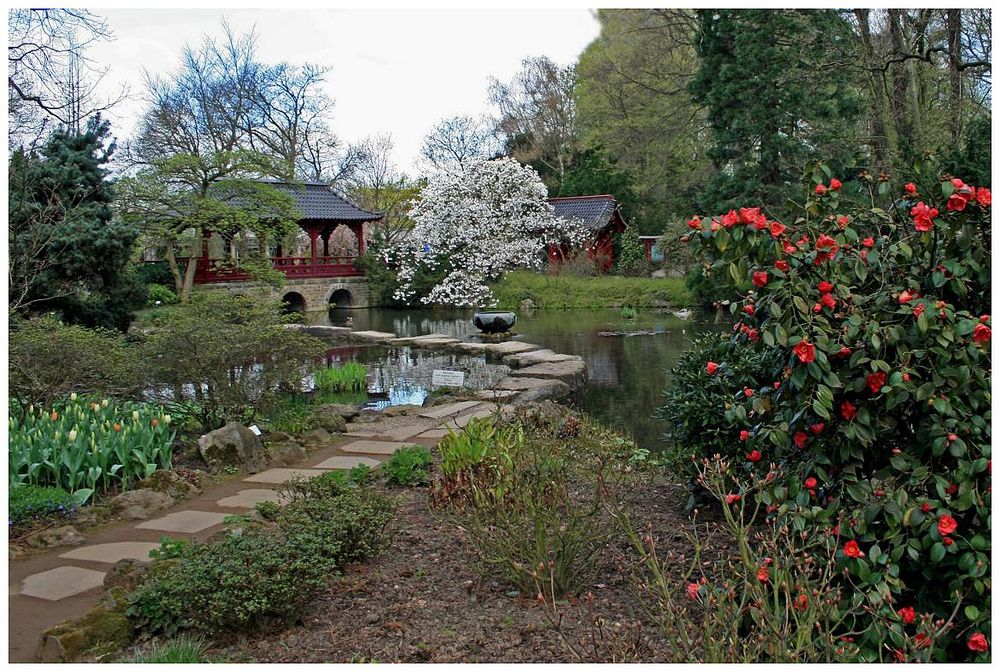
[393,158,589,306]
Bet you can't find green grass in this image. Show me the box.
[121,635,209,663]
[491,270,691,309]
[314,362,367,393]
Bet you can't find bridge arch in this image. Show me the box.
[329,288,353,309]
[281,291,307,313]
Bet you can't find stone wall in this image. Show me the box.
[198,277,373,311]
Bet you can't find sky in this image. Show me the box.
[86,8,601,175]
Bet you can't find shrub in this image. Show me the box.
[671,164,991,661]
[8,317,140,410]
[141,293,325,429]
[127,476,396,635]
[382,445,433,486]
[313,362,367,393]
[146,283,178,306]
[254,500,281,520]
[9,485,78,526]
[9,396,175,502]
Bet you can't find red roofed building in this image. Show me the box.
[546,195,626,273]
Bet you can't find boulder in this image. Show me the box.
[312,412,347,433]
[381,404,424,418]
[102,559,149,594]
[510,360,587,389]
[197,422,267,474]
[268,441,307,467]
[316,403,361,421]
[502,349,582,368]
[25,525,85,550]
[138,470,201,500]
[301,428,334,447]
[495,376,571,403]
[111,489,175,521]
[350,409,380,425]
[651,269,668,279]
[38,600,132,662]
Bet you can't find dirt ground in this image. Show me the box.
[204,478,725,663]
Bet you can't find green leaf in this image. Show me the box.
[930,543,946,562]
[813,398,831,419]
[965,605,980,620]
[917,311,929,333]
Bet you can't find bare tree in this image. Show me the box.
[489,56,578,186]
[348,134,421,245]
[8,9,126,146]
[419,114,500,175]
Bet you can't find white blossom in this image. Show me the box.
[394,157,589,307]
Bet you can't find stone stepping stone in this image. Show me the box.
[408,337,461,347]
[503,349,582,368]
[510,360,587,387]
[447,408,494,429]
[136,510,229,534]
[216,489,289,509]
[475,389,518,401]
[455,343,490,353]
[483,341,541,355]
[59,542,161,564]
[346,425,427,441]
[311,455,383,470]
[350,330,396,342]
[417,428,450,439]
[496,376,571,401]
[419,401,482,419]
[243,468,329,483]
[338,440,412,455]
[20,566,106,601]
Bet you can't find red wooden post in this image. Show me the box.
[321,227,330,257]
[308,225,319,271]
[355,223,366,257]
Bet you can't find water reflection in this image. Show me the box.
[319,306,722,450]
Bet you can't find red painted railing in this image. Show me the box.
[166,256,363,283]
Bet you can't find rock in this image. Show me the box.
[518,298,536,312]
[268,441,307,467]
[312,412,347,433]
[651,269,668,279]
[102,559,149,594]
[302,428,334,447]
[268,431,293,443]
[381,404,424,418]
[502,349,582,368]
[510,360,587,389]
[512,400,567,430]
[25,525,85,550]
[350,409,380,425]
[197,422,267,474]
[111,489,175,521]
[316,403,361,421]
[38,601,132,662]
[495,376,571,402]
[138,470,201,500]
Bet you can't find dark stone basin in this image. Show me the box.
[473,311,516,334]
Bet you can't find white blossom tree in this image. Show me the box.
[393,157,589,307]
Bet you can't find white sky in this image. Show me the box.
[85,8,601,176]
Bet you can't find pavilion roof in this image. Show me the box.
[258,179,384,222]
[548,195,622,232]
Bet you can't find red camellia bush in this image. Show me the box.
[677,163,990,662]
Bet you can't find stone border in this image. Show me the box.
[289,324,587,403]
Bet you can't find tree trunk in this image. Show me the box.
[180,237,199,301]
[854,9,894,174]
[887,9,914,157]
[164,243,185,297]
[946,9,964,145]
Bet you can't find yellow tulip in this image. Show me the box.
[68,429,78,441]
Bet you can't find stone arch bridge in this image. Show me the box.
[202,276,373,312]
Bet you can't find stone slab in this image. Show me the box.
[349,330,397,342]
[338,440,413,455]
[450,408,494,429]
[59,542,161,564]
[136,510,230,533]
[216,489,289,509]
[483,341,542,355]
[510,360,587,387]
[455,343,490,353]
[345,424,427,441]
[475,389,518,401]
[495,376,571,401]
[417,428,450,439]
[299,325,353,337]
[311,455,383,470]
[502,349,582,368]
[20,566,106,601]
[243,468,329,483]
[418,401,482,419]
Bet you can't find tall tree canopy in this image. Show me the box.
[689,9,863,213]
[9,116,141,329]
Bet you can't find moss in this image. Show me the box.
[41,600,133,661]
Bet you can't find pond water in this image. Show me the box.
[315,306,724,451]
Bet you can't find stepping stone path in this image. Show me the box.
[19,567,106,602]
[419,400,482,419]
[244,467,329,483]
[349,330,397,342]
[311,455,382,470]
[345,424,428,441]
[339,440,415,455]
[216,489,289,509]
[59,542,162,564]
[136,510,230,534]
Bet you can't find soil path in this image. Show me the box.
[8,401,492,663]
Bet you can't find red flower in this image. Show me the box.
[829,178,842,191]
[820,293,837,309]
[862,237,874,247]
[816,234,837,250]
[747,450,762,463]
[746,328,759,342]
[937,514,957,536]
[710,220,721,232]
[706,361,719,375]
[913,303,925,317]
[973,323,991,343]
[752,271,769,288]
[976,187,991,207]
[836,215,850,229]
[947,186,973,211]
[943,536,954,546]
[783,241,797,254]
[744,387,754,397]
[756,566,769,583]
[843,540,865,558]
[910,202,939,231]
[968,632,989,653]
[742,304,755,316]
[813,303,822,314]
[775,260,790,272]
[740,430,750,442]
[804,476,818,489]
[722,210,739,228]
[841,401,857,421]
[725,493,741,505]
[687,216,702,230]
[898,606,916,624]
[792,339,816,363]
[898,289,915,304]
[795,432,809,449]
[921,502,931,513]
[769,220,786,237]
[836,346,852,358]
[946,483,958,496]
[818,281,834,293]
[810,422,825,435]
[815,184,828,195]
[753,214,769,231]
[793,594,808,612]
[915,633,932,649]
[739,207,760,225]
[866,371,887,394]
[686,582,700,600]
[773,381,781,389]
[905,182,917,195]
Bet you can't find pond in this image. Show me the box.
[315,306,724,451]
